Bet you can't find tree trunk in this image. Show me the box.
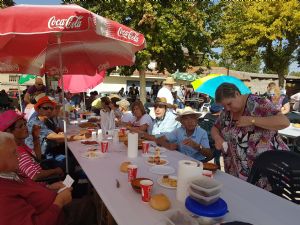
[278,73,285,88]
[139,69,146,104]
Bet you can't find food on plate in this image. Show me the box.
[85,151,98,158]
[292,123,300,128]
[120,161,131,173]
[203,162,219,172]
[88,117,100,123]
[78,122,98,128]
[162,175,177,187]
[150,194,171,211]
[81,140,98,145]
[148,157,167,165]
[119,134,128,142]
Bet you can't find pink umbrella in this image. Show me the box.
[0,4,145,76]
[59,71,105,93]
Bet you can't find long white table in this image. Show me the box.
[67,127,299,225]
[279,124,300,139]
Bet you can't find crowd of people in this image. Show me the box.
[0,75,298,224]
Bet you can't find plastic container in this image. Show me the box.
[190,176,222,197]
[162,209,198,225]
[185,196,228,225]
[189,187,221,205]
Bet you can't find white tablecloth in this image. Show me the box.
[67,126,299,225]
[279,124,300,138]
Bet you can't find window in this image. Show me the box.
[9,75,19,83]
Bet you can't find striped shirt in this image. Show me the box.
[17,145,42,180]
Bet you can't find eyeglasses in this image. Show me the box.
[40,106,54,111]
[36,83,43,86]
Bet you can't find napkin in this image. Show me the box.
[127,132,138,158]
[176,160,203,203]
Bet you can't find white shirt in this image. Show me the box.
[132,114,153,134]
[121,112,134,123]
[157,86,174,104]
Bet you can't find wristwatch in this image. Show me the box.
[251,117,255,125]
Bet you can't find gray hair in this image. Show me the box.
[0,132,14,148]
[215,83,241,103]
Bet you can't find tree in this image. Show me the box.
[220,0,300,87]
[62,0,221,102]
[0,0,14,8]
[290,71,300,77]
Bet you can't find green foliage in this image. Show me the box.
[290,71,300,77]
[0,0,14,8]
[220,0,300,86]
[62,0,221,75]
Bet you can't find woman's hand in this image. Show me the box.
[53,188,72,208]
[214,136,225,150]
[48,181,65,191]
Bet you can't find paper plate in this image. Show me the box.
[81,151,106,159]
[149,165,175,175]
[146,158,169,166]
[157,176,177,189]
[142,153,167,158]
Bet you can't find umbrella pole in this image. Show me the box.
[17,82,23,112]
[57,33,69,174]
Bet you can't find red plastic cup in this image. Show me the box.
[127,164,138,182]
[142,141,150,154]
[100,141,109,153]
[120,127,126,136]
[140,179,153,202]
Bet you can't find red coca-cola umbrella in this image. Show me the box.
[0,4,145,76]
[0,4,146,173]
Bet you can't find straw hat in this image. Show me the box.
[116,99,130,108]
[163,77,176,85]
[175,106,201,120]
[0,110,24,131]
[154,97,173,108]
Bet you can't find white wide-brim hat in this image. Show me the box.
[175,106,201,120]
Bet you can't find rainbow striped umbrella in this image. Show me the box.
[192,74,251,98]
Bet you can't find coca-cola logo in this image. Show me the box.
[117,27,139,43]
[48,16,83,30]
[47,66,68,75]
[0,62,19,72]
[97,62,110,72]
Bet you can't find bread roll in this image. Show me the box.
[150,194,171,211]
[120,161,131,173]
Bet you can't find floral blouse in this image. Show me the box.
[215,94,289,181]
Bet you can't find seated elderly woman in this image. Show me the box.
[156,107,213,161]
[265,82,290,114]
[25,96,90,164]
[0,132,96,225]
[137,97,180,140]
[0,110,64,182]
[116,99,134,124]
[127,100,153,134]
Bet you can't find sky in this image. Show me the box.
[13,0,300,73]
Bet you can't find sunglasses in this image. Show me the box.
[40,106,54,111]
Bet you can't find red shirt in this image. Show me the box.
[0,177,63,225]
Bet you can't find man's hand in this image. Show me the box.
[32,125,41,139]
[182,138,198,149]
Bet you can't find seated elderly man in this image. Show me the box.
[138,97,180,140]
[156,107,213,161]
[25,96,89,164]
[0,132,96,225]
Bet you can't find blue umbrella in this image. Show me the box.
[194,75,251,98]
